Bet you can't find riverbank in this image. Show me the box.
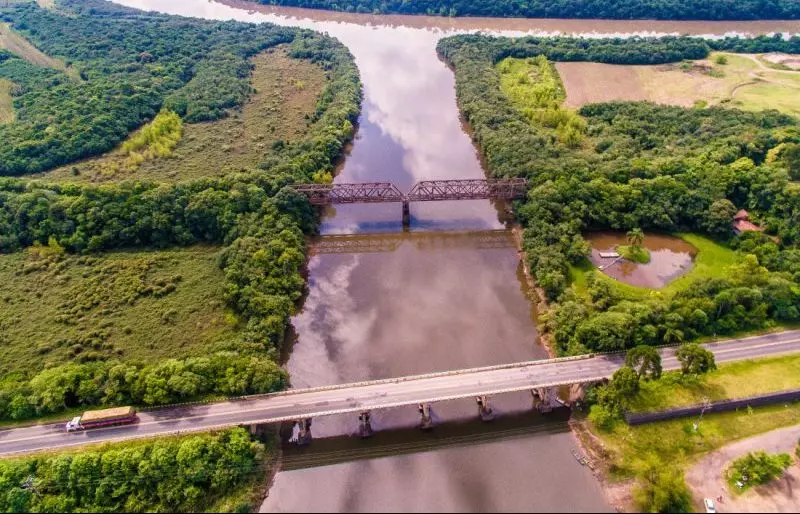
[512,225,556,358]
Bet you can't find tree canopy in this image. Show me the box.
[250,0,800,21]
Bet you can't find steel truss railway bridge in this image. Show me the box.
[290,179,528,226]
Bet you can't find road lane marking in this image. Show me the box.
[2,336,799,453]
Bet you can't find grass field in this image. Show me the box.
[594,401,800,480]
[558,52,800,117]
[628,354,800,413]
[0,245,239,378]
[0,22,79,79]
[569,233,742,300]
[36,47,326,184]
[588,353,800,485]
[0,78,13,124]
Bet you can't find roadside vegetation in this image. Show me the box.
[583,347,800,512]
[628,354,800,413]
[726,450,793,492]
[248,0,800,20]
[0,428,272,513]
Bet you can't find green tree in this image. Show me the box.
[779,143,800,181]
[675,343,717,375]
[610,366,641,400]
[703,199,737,235]
[627,228,645,249]
[727,451,792,490]
[633,456,693,513]
[625,345,663,380]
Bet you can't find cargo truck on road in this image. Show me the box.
[66,407,138,432]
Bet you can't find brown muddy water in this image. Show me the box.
[587,232,697,289]
[114,1,799,510]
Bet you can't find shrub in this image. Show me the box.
[727,451,792,492]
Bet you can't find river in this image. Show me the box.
[113,1,800,510]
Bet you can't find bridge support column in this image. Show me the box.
[358,411,374,438]
[296,418,313,446]
[402,201,411,228]
[476,396,494,422]
[569,383,587,408]
[418,403,433,430]
[531,388,554,414]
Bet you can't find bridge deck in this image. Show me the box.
[0,331,798,456]
[290,179,528,205]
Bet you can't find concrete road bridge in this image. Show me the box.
[1,330,799,455]
[290,179,528,226]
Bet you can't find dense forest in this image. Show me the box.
[251,0,800,20]
[439,34,800,356]
[0,0,358,176]
[0,0,360,421]
[0,428,266,512]
[0,1,361,509]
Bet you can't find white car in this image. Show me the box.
[704,498,716,514]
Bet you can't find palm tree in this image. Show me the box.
[626,228,645,249]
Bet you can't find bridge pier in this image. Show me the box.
[418,403,434,430]
[476,396,494,422]
[569,383,587,408]
[402,200,411,228]
[531,388,555,414]
[358,411,374,438]
[296,418,313,446]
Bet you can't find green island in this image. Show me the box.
[0,0,360,510]
[247,0,800,21]
[616,245,651,264]
[440,32,800,512]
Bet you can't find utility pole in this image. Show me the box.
[693,397,712,432]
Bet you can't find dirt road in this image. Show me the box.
[685,424,800,513]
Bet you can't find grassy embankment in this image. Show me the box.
[0,245,237,378]
[590,353,800,482]
[557,51,800,117]
[37,47,326,184]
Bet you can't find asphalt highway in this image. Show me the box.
[1,330,798,456]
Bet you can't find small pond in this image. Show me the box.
[585,231,697,289]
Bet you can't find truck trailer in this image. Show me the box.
[66,406,138,432]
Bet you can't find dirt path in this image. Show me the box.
[729,55,800,99]
[685,424,800,513]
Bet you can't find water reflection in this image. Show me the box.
[586,231,697,289]
[107,1,799,511]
